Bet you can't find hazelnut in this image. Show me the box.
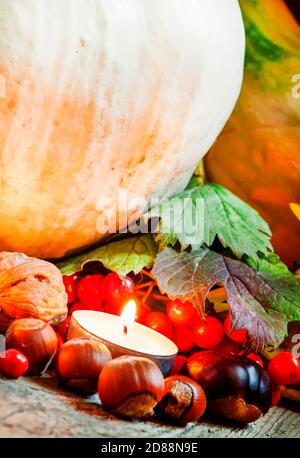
[56,338,112,394]
[155,375,207,424]
[5,318,58,375]
[98,356,164,419]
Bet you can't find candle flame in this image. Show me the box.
[121,300,136,334]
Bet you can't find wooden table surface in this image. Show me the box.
[0,374,299,438]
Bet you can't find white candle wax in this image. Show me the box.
[71,310,178,357]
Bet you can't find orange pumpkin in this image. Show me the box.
[205,0,300,267]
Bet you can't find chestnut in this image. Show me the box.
[98,356,164,419]
[186,351,272,423]
[5,318,57,375]
[155,375,207,425]
[56,338,111,394]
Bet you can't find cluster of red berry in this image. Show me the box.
[57,272,300,394]
[58,272,136,338]
[60,273,236,351]
[1,269,299,404]
[60,272,244,351]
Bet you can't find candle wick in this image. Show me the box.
[123,325,128,335]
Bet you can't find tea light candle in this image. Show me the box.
[67,301,178,376]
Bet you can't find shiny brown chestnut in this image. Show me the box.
[56,338,111,394]
[186,351,272,423]
[98,356,164,419]
[5,318,57,375]
[155,375,207,425]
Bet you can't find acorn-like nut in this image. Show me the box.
[155,375,207,425]
[56,338,112,394]
[5,318,58,375]
[98,356,164,419]
[186,351,272,423]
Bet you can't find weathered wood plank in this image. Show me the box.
[0,375,299,438]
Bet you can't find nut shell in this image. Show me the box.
[0,255,68,332]
[155,375,207,424]
[5,318,58,375]
[0,252,29,272]
[208,397,262,424]
[56,338,112,394]
[98,356,164,419]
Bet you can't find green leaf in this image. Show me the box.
[148,183,272,260]
[244,253,300,322]
[244,252,290,274]
[152,247,297,350]
[57,235,158,278]
[148,192,205,251]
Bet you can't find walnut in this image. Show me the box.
[0,252,29,273]
[0,253,68,333]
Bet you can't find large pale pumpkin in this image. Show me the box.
[205,0,300,267]
[0,0,245,259]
